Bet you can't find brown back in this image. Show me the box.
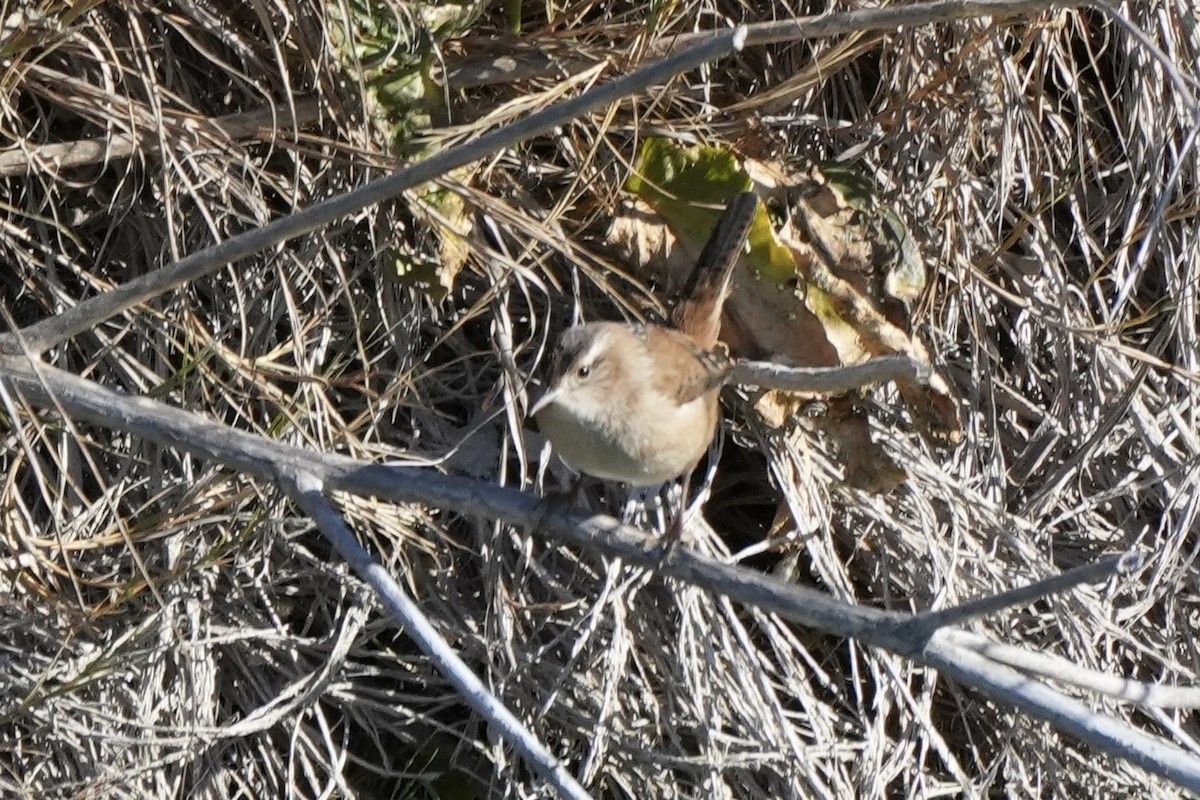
[642,325,732,406]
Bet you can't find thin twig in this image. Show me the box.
[940,630,1200,709]
[0,96,324,177]
[900,556,1124,638]
[4,353,1200,793]
[0,27,747,356]
[285,472,594,800]
[925,633,1200,792]
[730,355,931,393]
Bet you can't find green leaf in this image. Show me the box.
[628,137,795,279]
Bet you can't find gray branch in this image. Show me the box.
[939,629,1200,710]
[730,355,932,393]
[3,1,1194,792]
[448,1,1100,91]
[0,27,747,356]
[744,0,1098,47]
[286,472,593,800]
[899,556,1124,638]
[923,634,1200,788]
[3,353,1199,793]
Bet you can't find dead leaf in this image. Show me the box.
[617,138,963,490]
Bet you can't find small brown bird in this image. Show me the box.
[529,321,732,487]
[530,191,758,531]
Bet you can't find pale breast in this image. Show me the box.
[621,393,718,484]
[535,401,652,484]
[536,385,717,486]
[534,322,722,486]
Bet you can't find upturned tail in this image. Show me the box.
[671,190,758,350]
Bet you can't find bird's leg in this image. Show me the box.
[654,472,692,560]
[532,472,584,533]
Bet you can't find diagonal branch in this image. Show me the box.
[900,556,1126,638]
[924,634,1200,787]
[3,352,1199,792]
[286,472,594,800]
[940,629,1200,710]
[0,27,746,357]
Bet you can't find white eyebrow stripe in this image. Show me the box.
[579,330,609,366]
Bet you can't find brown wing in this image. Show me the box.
[642,325,731,406]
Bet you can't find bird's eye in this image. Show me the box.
[576,364,591,379]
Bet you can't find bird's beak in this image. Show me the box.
[528,386,559,418]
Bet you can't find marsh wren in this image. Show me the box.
[530,191,758,521]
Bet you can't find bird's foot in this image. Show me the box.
[644,513,686,565]
[532,475,584,533]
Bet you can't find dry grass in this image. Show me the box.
[2,0,1199,797]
